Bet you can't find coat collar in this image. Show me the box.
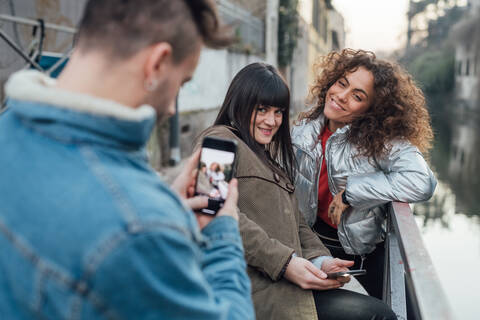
[291,115,325,153]
[292,113,351,154]
[5,70,156,149]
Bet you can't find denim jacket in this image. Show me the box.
[0,70,254,319]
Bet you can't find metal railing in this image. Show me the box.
[384,202,455,320]
[0,14,75,74]
[0,14,77,34]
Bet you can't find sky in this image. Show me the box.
[331,0,410,53]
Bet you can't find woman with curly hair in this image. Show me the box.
[292,49,437,298]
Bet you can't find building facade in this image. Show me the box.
[448,0,480,188]
[289,0,345,115]
[453,0,480,108]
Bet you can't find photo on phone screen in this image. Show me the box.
[195,137,237,215]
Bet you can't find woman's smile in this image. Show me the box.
[327,96,347,112]
[323,66,374,131]
[258,127,273,136]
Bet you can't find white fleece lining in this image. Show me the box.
[5,70,156,122]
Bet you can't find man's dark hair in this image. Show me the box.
[76,0,232,62]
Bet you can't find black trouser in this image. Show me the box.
[313,219,385,300]
[313,289,397,320]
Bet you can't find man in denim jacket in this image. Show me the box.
[0,1,254,319]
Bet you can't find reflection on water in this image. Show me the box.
[415,93,480,221]
[413,93,480,319]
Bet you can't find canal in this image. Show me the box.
[413,93,480,319]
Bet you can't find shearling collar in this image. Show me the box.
[4,70,156,149]
[5,70,155,121]
[291,114,351,157]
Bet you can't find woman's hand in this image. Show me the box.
[284,257,344,290]
[328,190,350,225]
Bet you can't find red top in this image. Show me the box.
[317,125,337,229]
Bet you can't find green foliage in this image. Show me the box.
[403,3,466,94]
[407,2,465,49]
[278,0,300,68]
[409,0,438,18]
[426,5,464,46]
[408,49,455,93]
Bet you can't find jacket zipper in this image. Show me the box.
[325,130,359,256]
[325,133,338,194]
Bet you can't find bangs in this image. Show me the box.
[213,62,296,182]
[256,76,290,111]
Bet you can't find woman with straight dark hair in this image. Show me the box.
[196,62,396,320]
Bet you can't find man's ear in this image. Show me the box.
[144,42,173,82]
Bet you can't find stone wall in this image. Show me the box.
[150,48,264,168]
[228,0,266,19]
[178,108,221,157]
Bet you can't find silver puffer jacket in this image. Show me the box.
[292,115,437,255]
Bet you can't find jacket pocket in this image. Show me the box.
[339,206,386,255]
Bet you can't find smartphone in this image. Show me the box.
[326,269,367,279]
[195,136,237,215]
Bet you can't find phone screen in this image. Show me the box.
[195,137,237,215]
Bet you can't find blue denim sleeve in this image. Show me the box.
[200,216,255,320]
[91,216,254,319]
[311,256,333,269]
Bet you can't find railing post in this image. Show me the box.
[385,210,407,320]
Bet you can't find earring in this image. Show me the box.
[144,78,159,92]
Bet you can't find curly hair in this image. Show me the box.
[299,49,433,159]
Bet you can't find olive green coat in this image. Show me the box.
[197,126,330,320]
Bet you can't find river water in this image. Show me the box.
[413,93,480,319]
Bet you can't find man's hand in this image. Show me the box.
[321,258,355,284]
[171,150,208,211]
[284,257,344,290]
[196,179,239,229]
[171,150,239,229]
[328,189,349,225]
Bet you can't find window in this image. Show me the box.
[473,57,478,75]
[313,0,319,32]
[331,31,339,50]
[322,14,328,41]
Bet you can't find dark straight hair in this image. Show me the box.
[214,62,296,182]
